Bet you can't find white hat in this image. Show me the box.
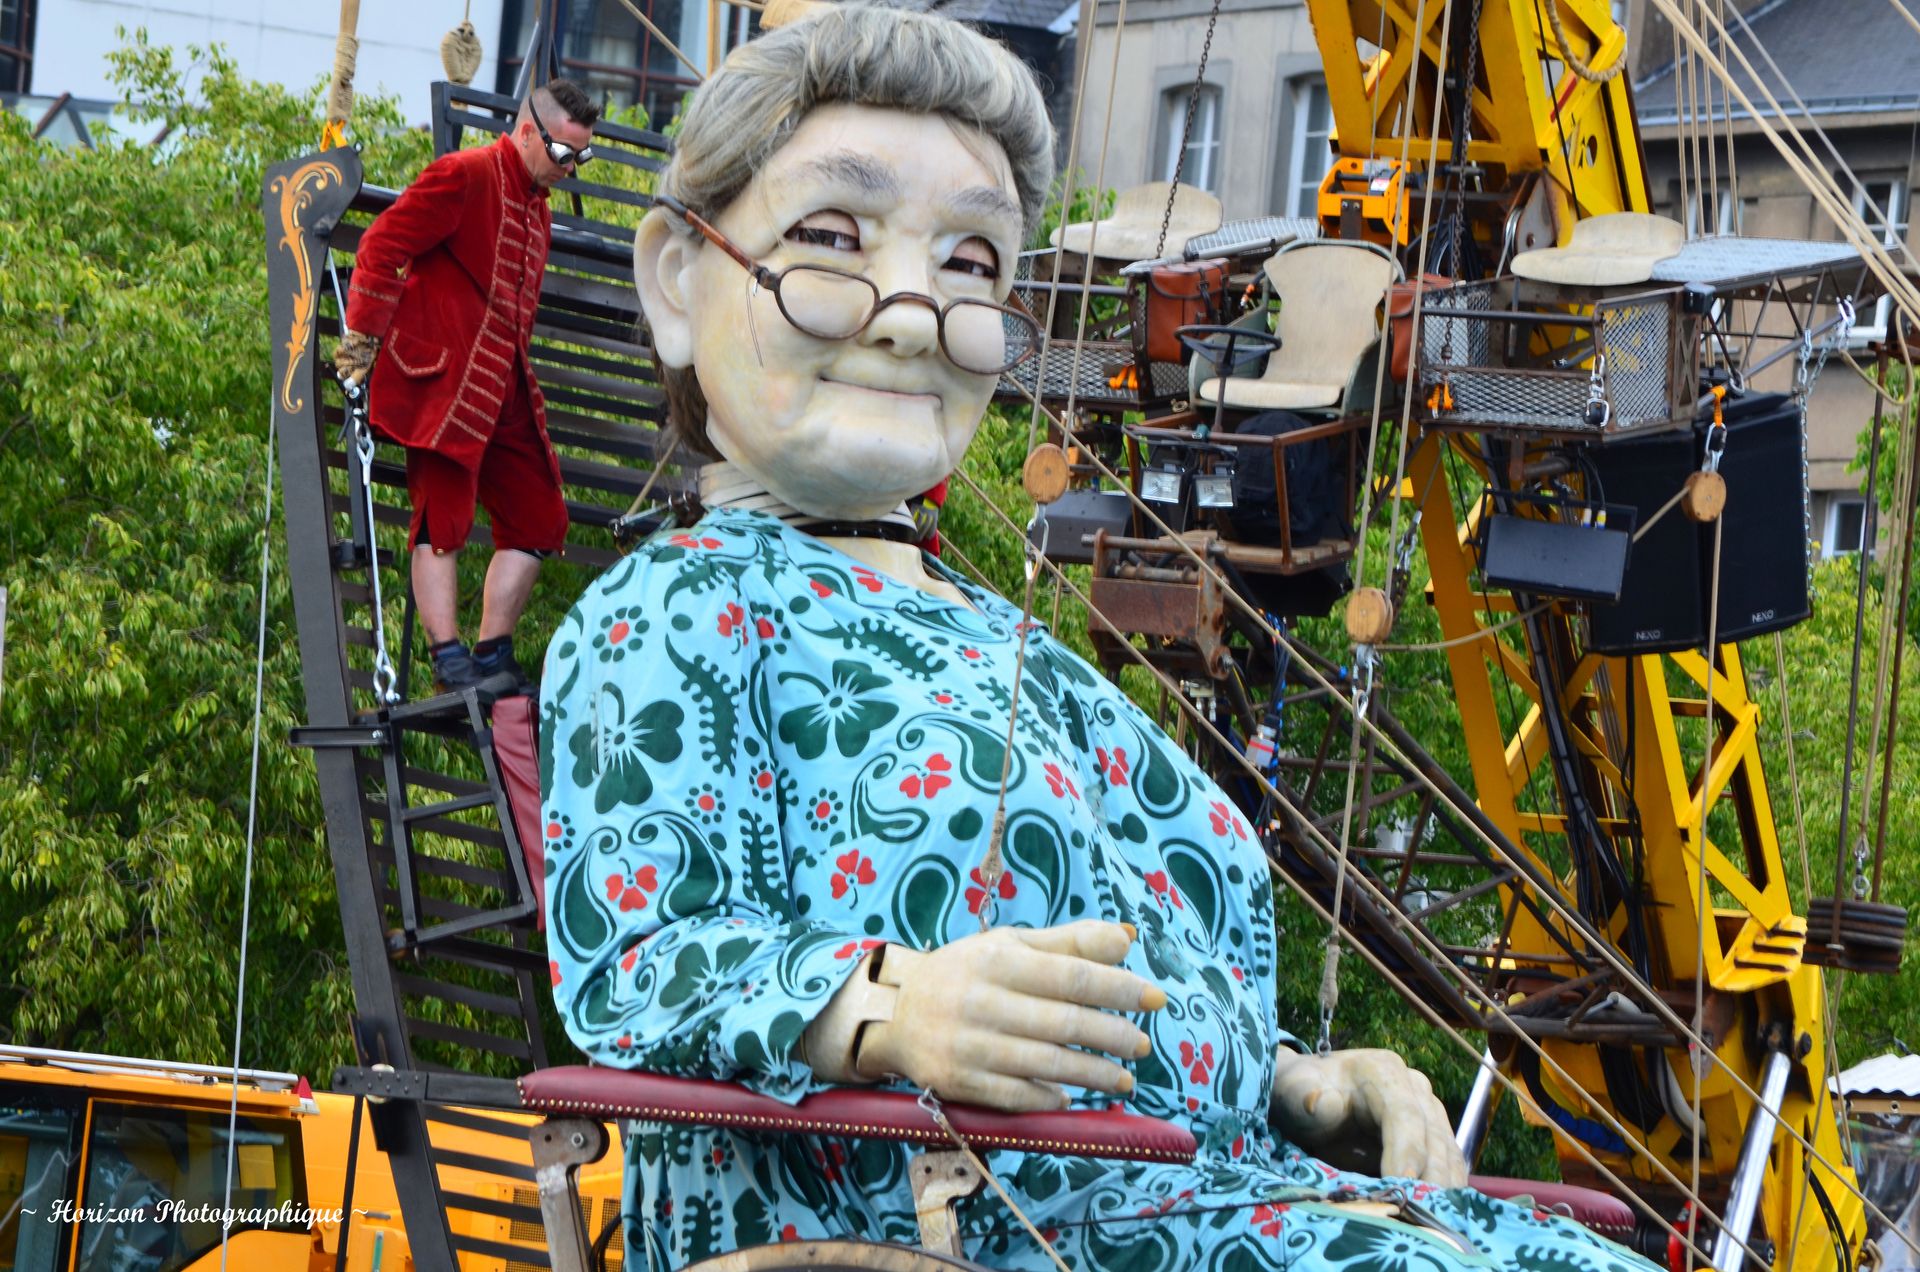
[1510,212,1686,286]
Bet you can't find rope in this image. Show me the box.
[1376,603,1546,653]
[1020,0,1108,455]
[610,0,706,82]
[1888,0,1920,41]
[983,380,1920,1256]
[1648,0,1920,337]
[1051,0,1131,435]
[1317,0,1451,1051]
[922,1093,1073,1272]
[218,404,276,1272]
[1685,512,1723,1272]
[1543,0,1624,82]
[950,466,1761,1272]
[619,433,682,523]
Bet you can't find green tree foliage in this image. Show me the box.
[0,35,433,1076]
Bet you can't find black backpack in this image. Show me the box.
[1225,410,1351,549]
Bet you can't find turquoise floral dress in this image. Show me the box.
[540,506,1654,1272]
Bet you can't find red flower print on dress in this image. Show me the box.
[621,945,640,972]
[616,1033,632,1049]
[851,567,884,594]
[1250,1203,1288,1237]
[755,616,776,639]
[1145,870,1184,910]
[549,960,562,987]
[809,578,835,598]
[830,850,877,901]
[608,620,630,644]
[833,938,885,960]
[1178,1040,1214,1085]
[546,820,563,839]
[669,533,722,550]
[1208,800,1249,841]
[1095,745,1131,786]
[716,602,746,638]
[961,646,982,661]
[899,753,954,799]
[965,866,1018,914]
[780,1224,799,1242]
[606,865,659,912]
[1043,762,1079,799]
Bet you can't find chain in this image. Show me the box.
[1155,0,1223,260]
[1443,0,1486,275]
[325,253,402,705]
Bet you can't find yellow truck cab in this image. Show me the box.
[0,1045,623,1271]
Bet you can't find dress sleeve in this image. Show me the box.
[343,153,471,341]
[539,536,868,1101]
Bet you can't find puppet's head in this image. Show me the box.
[633,5,1053,519]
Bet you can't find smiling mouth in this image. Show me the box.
[822,378,939,401]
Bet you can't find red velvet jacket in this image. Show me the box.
[346,136,553,469]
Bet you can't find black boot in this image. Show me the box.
[472,636,534,696]
[430,640,483,696]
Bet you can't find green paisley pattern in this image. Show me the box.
[541,507,1656,1272]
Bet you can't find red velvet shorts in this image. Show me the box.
[406,374,568,554]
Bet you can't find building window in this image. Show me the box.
[1852,178,1909,342]
[1825,496,1871,558]
[1160,83,1223,195]
[498,0,755,130]
[0,0,34,94]
[1685,186,1734,236]
[1283,78,1331,217]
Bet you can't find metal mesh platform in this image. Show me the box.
[1184,217,1320,260]
[1648,235,1862,289]
[998,343,1188,408]
[1419,279,1692,437]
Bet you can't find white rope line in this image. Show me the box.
[219,408,276,1272]
[1022,0,1115,454]
[977,387,1918,1252]
[924,1095,1074,1272]
[949,466,1762,1272]
[1321,0,1455,1050]
[1684,513,1722,1272]
[1647,0,1920,339]
[1052,0,1131,431]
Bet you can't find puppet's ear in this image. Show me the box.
[633,208,700,370]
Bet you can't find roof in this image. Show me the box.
[1833,1053,1920,1100]
[1636,0,1920,124]
[973,0,1074,30]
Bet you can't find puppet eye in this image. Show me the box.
[786,211,861,252]
[943,237,1000,281]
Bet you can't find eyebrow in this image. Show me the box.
[786,151,903,200]
[944,184,1023,226]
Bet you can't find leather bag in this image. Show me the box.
[1140,260,1228,363]
[1387,272,1451,383]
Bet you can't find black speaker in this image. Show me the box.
[1709,390,1811,642]
[1586,390,1809,654]
[1588,428,1706,654]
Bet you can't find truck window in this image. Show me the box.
[0,1096,80,1272]
[75,1104,305,1272]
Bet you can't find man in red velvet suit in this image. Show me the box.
[333,80,599,694]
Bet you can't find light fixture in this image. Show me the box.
[1142,466,1184,504]
[1194,469,1235,508]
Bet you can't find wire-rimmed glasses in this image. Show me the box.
[654,194,1040,376]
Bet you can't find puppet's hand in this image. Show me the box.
[334,329,380,386]
[1269,1047,1467,1186]
[803,920,1165,1112]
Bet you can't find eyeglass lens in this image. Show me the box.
[775,266,1037,374]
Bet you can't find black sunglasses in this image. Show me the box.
[527,94,594,168]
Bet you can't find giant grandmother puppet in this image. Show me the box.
[540,7,1659,1270]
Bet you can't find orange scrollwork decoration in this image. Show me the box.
[270,158,346,414]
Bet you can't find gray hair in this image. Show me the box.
[646,4,1055,453]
